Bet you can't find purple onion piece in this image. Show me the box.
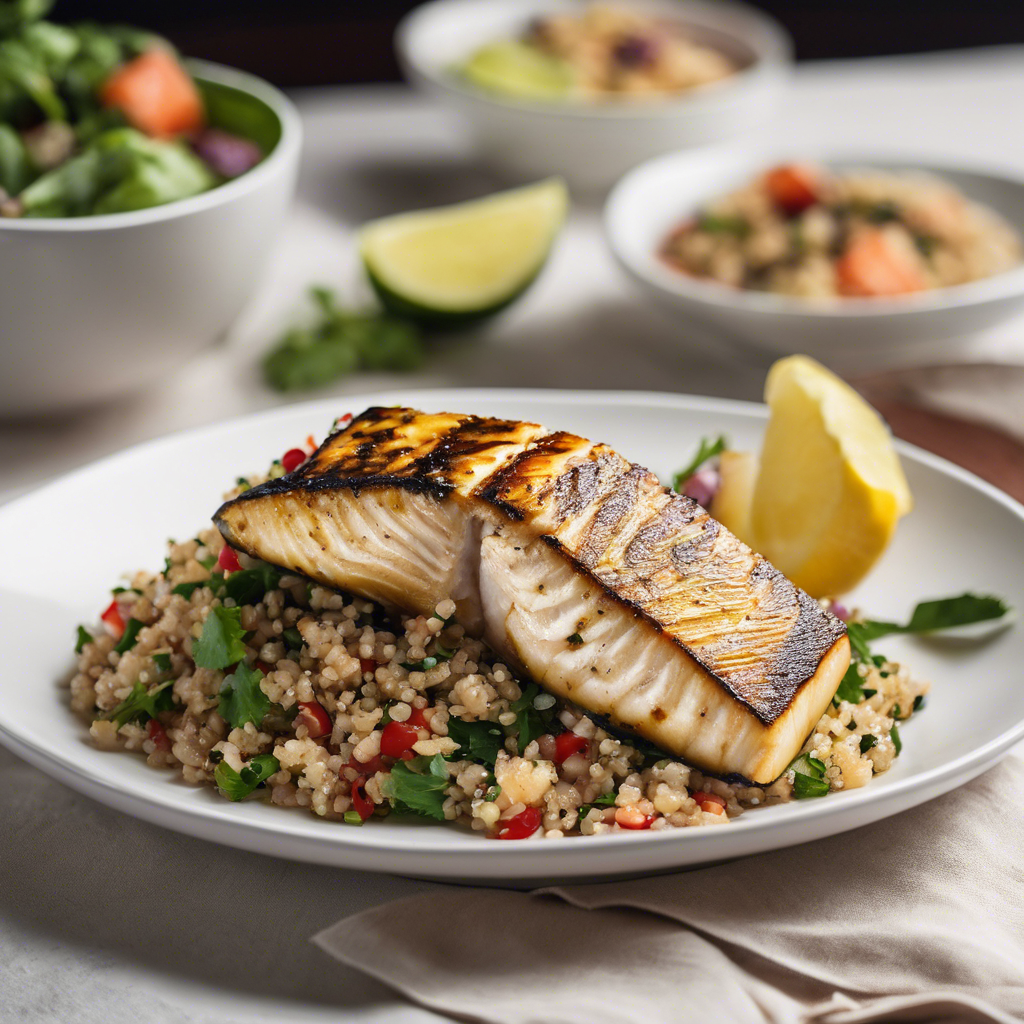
[831,603,850,622]
[613,34,659,68]
[681,466,720,509]
[192,129,262,179]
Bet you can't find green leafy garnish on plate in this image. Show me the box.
[789,752,829,799]
[106,679,174,728]
[113,616,144,655]
[446,718,505,767]
[384,753,450,820]
[855,594,1011,640]
[672,435,727,491]
[193,605,247,670]
[75,625,94,653]
[215,753,280,801]
[218,661,274,729]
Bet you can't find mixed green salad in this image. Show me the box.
[0,0,277,217]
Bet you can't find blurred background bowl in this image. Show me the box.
[605,146,1024,371]
[396,0,792,194]
[0,59,301,419]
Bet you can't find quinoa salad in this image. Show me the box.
[69,436,930,841]
[661,163,1022,298]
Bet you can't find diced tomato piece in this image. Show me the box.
[553,731,589,764]
[345,753,389,776]
[615,805,656,829]
[281,448,307,473]
[255,660,273,674]
[101,49,205,138]
[146,719,171,751]
[406,706,431,730]
[764,163,821,215]
[296,700,331,738]
[100,600,125,639]
[690,790,726,806]
[836,228,926,297]
[216,545,241,573]
[359,658,377,676]
[495,806,542,840]
[350,776,374,820]
[380,720,423,758]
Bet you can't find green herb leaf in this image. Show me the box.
[223,563,282,606]
[832,661,865,705]
[672,435,728,492]
[75,625,94,653]
[890,722,902,755]
[343,810,364,825]
[446,717,505,767]
[113,617,144,655]
[384,753,450,820]
[218,661,273,729]
[844,622,874,663]
[789,752,830,799]
[172,580,204,599]
[282,626,304,651]
[913,694,926,712]
[509,682,558,753]
[697,213,750,237]
[106,679,174,728]
[859,733,878,754]
[152,652,172,673]
[566,632,583,646]
[193,605,247,670]
[860,593,1011,640]
[215,753,280,801]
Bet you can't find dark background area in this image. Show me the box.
[49,1,1024,88]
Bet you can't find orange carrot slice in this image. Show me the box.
[101,49,205,138]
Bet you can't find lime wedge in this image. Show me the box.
[360,178,568,324]
[459,41,574,101]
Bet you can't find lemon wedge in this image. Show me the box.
[459,41,575,101]
[360,178,568,325]
[736,356,912,597]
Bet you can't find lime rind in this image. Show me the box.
[458,41,575,101]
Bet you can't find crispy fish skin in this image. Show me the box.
[215,407,849,783]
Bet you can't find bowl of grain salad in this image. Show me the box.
[606,148,1024,369]
[396,0,791,192]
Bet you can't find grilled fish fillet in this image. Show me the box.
[215,408,849,783]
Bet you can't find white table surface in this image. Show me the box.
[4,46,1024,1024]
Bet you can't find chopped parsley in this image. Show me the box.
[113,617,144,655]
[223,563,283,606]
[172,580,205,599]
[913,694,926,712]
[672,435,728,492]
[75,625,94,653]
[578,791,618,820]
[890,722,902,755]
[106,680,174,728]
[566,632,583,646]
[383,753,450,820]
[446,718,505,767]
[282,626,304,651]
[859,734,878,754]
[218,662,274,729]
[833,661,865,705]
[697,213,750,237]
[215,753,280,801]
[509,682,559,753]
[789,752,829,799]
[193,605,247,670]
[855,594,1011,640]
[152,652,172,673]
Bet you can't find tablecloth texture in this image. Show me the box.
[315,756,1024,1024]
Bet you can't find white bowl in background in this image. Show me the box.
[605,147,1024,371]
[0,60,302,418]
[396,0,791,193]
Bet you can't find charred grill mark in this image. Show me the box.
[624,494,704,568]
[575,465,645,569]
[670,517,719,568]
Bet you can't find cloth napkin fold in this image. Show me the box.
[315,756,1024,1024]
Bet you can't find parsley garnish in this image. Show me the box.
[832,661,865,705]
[789,753,829,799]
[215,753,280,801]
[223,564,283,606]
[193,606,247,670]
[384,753,450,820]
[446,718,505,767]
[106,680,175,728]
[672,435,728,492]
[856,594,1011,640]
[566,632,583,646]
[152,652,172,673]
[859,734,878,754]
[509,683,558,753]
[218,662,274,729]
[890,722,902,754]
[75,626,94,653]
[113,617,144,655]
[282,626,304,650]
[578,791,618,819]
[697,213,750,238]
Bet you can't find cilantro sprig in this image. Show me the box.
[446,718,505,767]
[193,606,247,670]
[218,662,276,729]
[215,753,280,801]
[384,753,450,820]
[106,680,175,728]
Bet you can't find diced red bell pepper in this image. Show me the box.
[216,545,241,573]
[360,658,377,676]
[380,720,423,758]
[296,700,331,738]
[100,600,126,639]
[345,753,389,776]
[763,163,821,215]
[350,776,374,820]
[495,806,542,840]
[101,49,205,138]
[553,731,589,764]
[281,448,307,473]
[146,719,171,751]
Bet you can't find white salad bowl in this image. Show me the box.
[604,147,1024,371]
[0,60,302,418]
[396,0,791,193]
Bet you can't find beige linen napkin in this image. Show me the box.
[314,756,1024,1024]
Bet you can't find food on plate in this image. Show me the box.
[458,4,736,102]
[71,410,1010,838]
[215,408,851,784]
[0,2,270,217]
[359,178,568,324]
[660,163,1022,297]
[262,287,424,392]
[697,356,913,597]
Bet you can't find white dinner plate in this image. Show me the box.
[1,389,1022,882]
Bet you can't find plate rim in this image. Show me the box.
[2,387,1022,871]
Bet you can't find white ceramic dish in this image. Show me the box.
[605,148,1024,371]
[1,389,1021,882]
[0,60,302,418]
[396,0,791,193]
